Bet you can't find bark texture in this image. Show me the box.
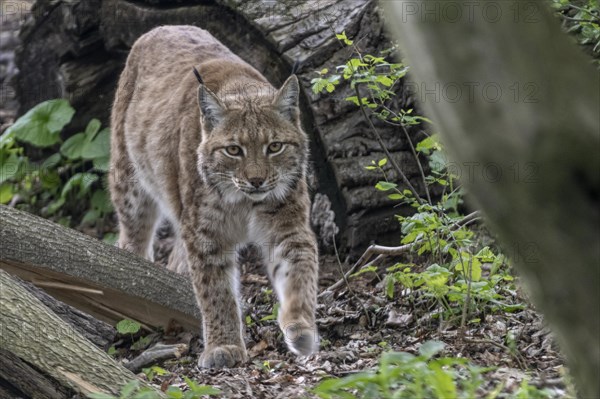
[14,0,428,252]
[0,205,201,331]
[14,277,116,349]
[0,349,72,399]
[0,269,158,396]
[383,1,599,397]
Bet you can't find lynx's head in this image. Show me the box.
[196,75,309,203]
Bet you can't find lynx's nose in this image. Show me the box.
[249,178,264,188]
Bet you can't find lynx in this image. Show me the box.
[109,26,319,368]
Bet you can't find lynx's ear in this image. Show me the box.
[198,85,225,132]
[274,75,300,123]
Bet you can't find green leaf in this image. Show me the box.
[418,340,445,359]
[93,156,110,172]
[165,387,184,399]
[81,128,110,160]
[91,189,113,213]
[0,128,16,150]
[387,193,403,200]
[476,246,496,262]
[120,380,140,398]
[131,335,152,351]
[39,153,63,193]
[378,158,388,167]
[429,150,447,173]
[428,362,457,398]
[45,197,66,215]
[85,118,102,138]
[116,319,141,334]
[350,265,378,278]
[375,75,394,87]
[471,257,482,282]
[9,99,75,148]
[375,181,397,191]
[0,153,20,183]
[61,173,98,198]
[345,96,359,106]
[87,393,117,399]
[82,209,101,225]
[107,345,117,356]
[415,135,440,153]
[385,276,395,298]
[381,351,416,365]
[0,183,14,204]
[103,233,119,245]
[335,31,353,46]
[184,376,221,396]
[61,133,87,160]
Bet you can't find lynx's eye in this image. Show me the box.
[267,142,284,155]
[225,145,243,157]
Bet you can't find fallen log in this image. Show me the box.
[0,205,201,332]
[0,349,73,399]
[13,277,116,349]
[0,270,160,397]
[124,343,189,373]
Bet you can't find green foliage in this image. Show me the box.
[313,340,493,399]
[87,377,220,399]
[116,319,142,335]
[0,99,112,229]
[313,33,522,328]
[8,99,75,147]
[259,302,280,322]
[551,0,600,66]
[142,366,170,381]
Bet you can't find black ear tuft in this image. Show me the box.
[192,67,203,84]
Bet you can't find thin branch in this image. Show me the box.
[462,337,527,369]
[318,251,388,299]
[319,211,483,298]
[559,15,600,22]
[354,84,424,204]
[452,211,481,228]
[378,104,432,204]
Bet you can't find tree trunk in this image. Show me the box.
[0,269,160,397]
[0,205,201,332]
[13,0,429,253]
[383,1,599,397]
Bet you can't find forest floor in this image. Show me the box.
[102,224,571,399]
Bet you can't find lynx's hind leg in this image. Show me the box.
[111,175,160,261]
[109,46,160,261]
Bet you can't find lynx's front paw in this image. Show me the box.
[281,321,319,356]
[199,345,247,368]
